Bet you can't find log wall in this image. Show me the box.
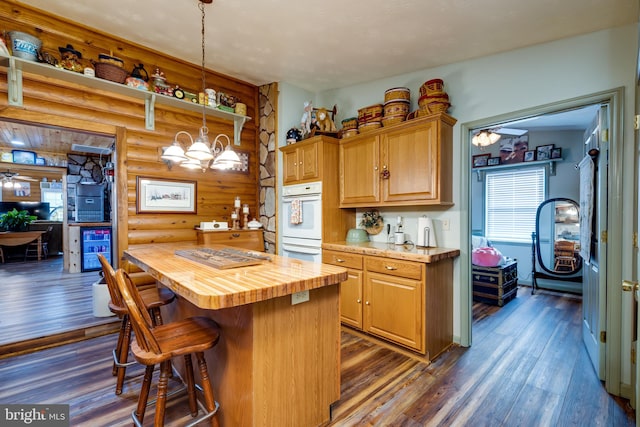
[0,1,261,264]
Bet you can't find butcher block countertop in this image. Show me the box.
[124,242,348,310]
[322,241,460,263]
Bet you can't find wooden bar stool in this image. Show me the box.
[115,269,221,427]
[97,254,176,395]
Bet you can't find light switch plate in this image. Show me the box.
[291,290,310,305]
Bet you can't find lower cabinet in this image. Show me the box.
[196,229,264,252]
[324,249,452,358]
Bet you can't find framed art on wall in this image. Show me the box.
[136,176,197,214]
[524,150,536,162]
[472,154,490,168]
[535,144,554,161]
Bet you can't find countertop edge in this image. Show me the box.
[322,241,460,263]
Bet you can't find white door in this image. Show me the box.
[582,105,609,380]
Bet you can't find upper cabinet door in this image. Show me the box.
[339,134,380,205]
[282,148,301,184]
[339,114,456,208]
[299,141,319,181]
[381,121,439,203]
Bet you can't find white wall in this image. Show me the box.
[278,24,637,385]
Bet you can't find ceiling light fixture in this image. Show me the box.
[10,135,24,146]
[471,129,501,148]
[161,0,241,171]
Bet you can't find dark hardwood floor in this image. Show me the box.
[0,268,634,426]
[0,255,119,357]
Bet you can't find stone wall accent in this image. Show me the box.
[258,83,277,253]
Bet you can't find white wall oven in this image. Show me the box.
[281,181,322,262]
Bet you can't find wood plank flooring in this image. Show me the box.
[0,282,634,426]
[0,256,119,357]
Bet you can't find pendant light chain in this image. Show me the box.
[200,0,208,133]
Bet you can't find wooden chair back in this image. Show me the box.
[97,253,124,309]
[115,269,162,354]
[554,240,575,257]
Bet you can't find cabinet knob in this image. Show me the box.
[357,299,361,304]
[365,301,370,305]
[385,265,397,270]
[232,233,240,238]
[336,258,345,263]
[374,166,378,171]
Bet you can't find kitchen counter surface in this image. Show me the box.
[322,241,460,263]
[124,241,347,310]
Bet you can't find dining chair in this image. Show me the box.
[97,254,176,395]
[24,225,53,261]
[115,268,221,427]
[554,240,577,271]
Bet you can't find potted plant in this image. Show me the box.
[360,210,384,235]
[0,208,37,232]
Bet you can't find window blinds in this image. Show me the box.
[485,167,546,242]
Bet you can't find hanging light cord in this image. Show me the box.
[199,0,208,135]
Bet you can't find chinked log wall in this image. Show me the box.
[0,1,261,266]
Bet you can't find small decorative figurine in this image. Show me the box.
[315,107,337,132]
[58,44,84,73]
[300,101,313,138]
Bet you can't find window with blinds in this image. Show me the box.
[485,167,546,242]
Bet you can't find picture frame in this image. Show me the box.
[551,147,562,159]
[487,157,500,166]
[136,176,197,214]
[524,150,536,162]
[535,144,554,161]
[12,150,36,165]
[472,153,491,168]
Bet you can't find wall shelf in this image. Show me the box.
[0,54,250,145]
[474,158,562,181]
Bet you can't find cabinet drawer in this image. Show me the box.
[197,230,263,252]
[323,250,363,270]
[365,256,423,280]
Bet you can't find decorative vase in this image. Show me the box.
[365,221,384,235]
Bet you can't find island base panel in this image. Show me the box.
[164,284,340,427]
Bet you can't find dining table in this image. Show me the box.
[0,230,46,260]
[123,241,348,427]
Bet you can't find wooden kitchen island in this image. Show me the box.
[123,242,347,427]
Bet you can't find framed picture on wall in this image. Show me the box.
[472,154,490,168]
[487,157,500,166]
[535,144,554,161]
[136,176,197,214]
[524,150,536,162]
[551,147,562,159]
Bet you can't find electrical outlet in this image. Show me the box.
[291,290,309,305]
[442,219,450,231]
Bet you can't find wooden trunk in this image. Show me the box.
[472,259,518,307]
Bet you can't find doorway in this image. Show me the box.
[462,88,625,396]
[0,119,117,349]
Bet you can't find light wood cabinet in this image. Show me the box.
[323,247,453,359]
[196,229,264,252]
[279,136,354,243]
[281,138,320,185]
[339,113,457,208]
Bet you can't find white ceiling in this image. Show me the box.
[15,0,638,93]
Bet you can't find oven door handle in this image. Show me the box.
[282,244,322,255]
[283,194,321,202]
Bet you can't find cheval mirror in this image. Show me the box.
[531,197,583,294]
